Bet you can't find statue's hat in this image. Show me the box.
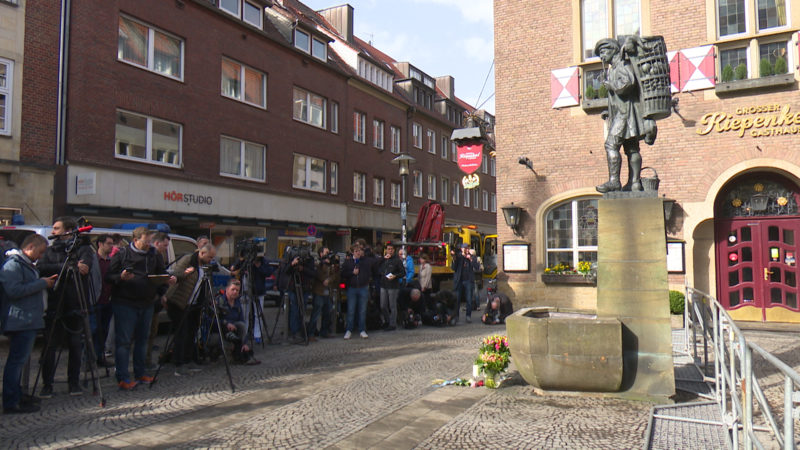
[594,38,620,57]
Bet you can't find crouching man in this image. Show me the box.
[215,280,259,365]
[482,293,514,325]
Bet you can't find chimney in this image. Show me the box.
[436,76,455,100]
[318,4,354,43]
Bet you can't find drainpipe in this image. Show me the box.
[55,0,71,165]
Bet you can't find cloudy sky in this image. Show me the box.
[301,0,495,114]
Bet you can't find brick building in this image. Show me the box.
[23,0,496,262]
[495,0,800,322]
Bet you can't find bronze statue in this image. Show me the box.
[594,36,669,193]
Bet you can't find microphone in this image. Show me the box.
[251,237,267,243]
[48,225,94,240]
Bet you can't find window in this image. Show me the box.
[427,129,436,154]
[220,136,265,181]
[490,157,496,176]
[373,178,384,205]
[294,28,327,61]
[330,161,338,194]
[473,189,480,210]
[546,198,599,269]
[115,110,181,167]
[718,0,788,37]
[464,187,470,207]
[482,190,489,211]
[293,87,326,128]
[481,154,488,174]
[391,182,401,208]
[441,177,449,205]
[427,175,436,200]
[118,15,183,80]
[440,136,449,159]
[491,193,497,212]
[580,0,641,60]
[0,59,12,135]
[412,123,422,148]
[373,119,384,149]
[390,126,401,154]
[221,58,266,108]
[354,112,366,143]
[354,172,366,202]
[451,141,457,162]
[292,154,326,192]
[357,57,393,91]
[243,1,263,28]
[220,0,240,16]
[759,40,790,75]
[452,182,460,205]
[413,170,423,197]
[331,102,339,133]
[719,47,749,80]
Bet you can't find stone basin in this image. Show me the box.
[506,307,623,392]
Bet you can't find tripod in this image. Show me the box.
[151,270,235,393]
[292,271,309,346]
[239,258,270,347]
[33,235,106,406]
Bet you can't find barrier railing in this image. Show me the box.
[683,286,800,449]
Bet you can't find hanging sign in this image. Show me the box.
[462,174,480,189]
[457,142,483,174]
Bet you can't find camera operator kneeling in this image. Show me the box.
[213,280,259,365]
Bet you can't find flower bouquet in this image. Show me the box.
[474,334,510,388]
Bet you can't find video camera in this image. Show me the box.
[201,262,220,273]
[283,244,314,267]
[236,237,266,260]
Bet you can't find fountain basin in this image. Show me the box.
[506,307,622,392]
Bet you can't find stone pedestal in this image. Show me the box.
[597,197,675,400]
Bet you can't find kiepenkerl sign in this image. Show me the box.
[696,104,800,138]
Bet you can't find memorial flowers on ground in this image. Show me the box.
[475,334,510,388]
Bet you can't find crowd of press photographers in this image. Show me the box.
[0,217,511,414]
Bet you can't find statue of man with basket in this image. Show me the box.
[594,35,671,193]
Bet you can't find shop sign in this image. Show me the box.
[696,104,800,138]
[163,191,213,206]
[462,173,480,189]
[76,173,96,195]
[457,142,482,174]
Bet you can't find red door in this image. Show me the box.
[716,218,800,321]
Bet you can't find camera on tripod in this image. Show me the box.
[283,244,314,267]
[236,238,265,259]
[201,262,220,273]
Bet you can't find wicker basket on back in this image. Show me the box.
[625,35,672,121]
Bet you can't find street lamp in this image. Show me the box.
[391,153,416,249]
[501,202,524,235]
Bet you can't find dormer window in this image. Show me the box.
[357,57,393,91]
[294,29,327,62]
[219,0,264,29]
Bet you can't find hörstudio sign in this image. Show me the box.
[696,104,800,138]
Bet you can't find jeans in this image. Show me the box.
[309,294,331,337]
[113,302,154,382]
[42,312,83,387]
[454,280,474,320]
[346,286,369,333]
[287,290,305,336]
[93,302,113,362]
[379,288,399,328]
[2,329,37,409]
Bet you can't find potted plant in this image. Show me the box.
[474,334,510,388]
[541,261,596,284]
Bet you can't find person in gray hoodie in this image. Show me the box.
[1,234,57,413]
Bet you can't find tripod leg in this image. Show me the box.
[204,278,235,393]
[265,293,284,344]
[295,284,308,346]
[253,297,269,349]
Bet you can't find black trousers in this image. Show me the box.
[167,303,201,366]
[42,312,84,387]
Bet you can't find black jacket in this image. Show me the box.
[378,255,405,289]
[340,256,377,289]
[37,238,95,312]
[105,243,168,308]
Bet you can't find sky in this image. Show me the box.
[301,0,495,114]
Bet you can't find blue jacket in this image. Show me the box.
[0,249,48,332]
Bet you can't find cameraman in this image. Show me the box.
[277,246,316,344]
[36,216,95,398]
[309,247,337,339]
[230,244,274,342]
[166,244,217,376]
[214,279,259,365]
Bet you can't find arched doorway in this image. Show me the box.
[715,172,800,322]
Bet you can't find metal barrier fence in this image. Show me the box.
[683,286,800,449]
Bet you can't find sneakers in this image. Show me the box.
[244,357,261,366]
[39,385,53,399]
[466,316,472,324]
[343,331,352,340]
[383,326,396,331]
[360,331,369,339]
[136,375,154,385]
[118,380,138,391]
[68,384,84,396]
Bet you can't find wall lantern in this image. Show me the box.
[662,197,676,222]
[501,202,524,234]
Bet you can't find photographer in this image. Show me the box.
[482,293,514,325]
[309,247,337,339]
[276,245,316,344]
[230,241,274,342]
[214,279,259,365]
[165,244,217,376]
[378,243,405,331]
[398,287,424,329]
[450,243,481,324]
[36,216,95,397]
[106,227,175,390]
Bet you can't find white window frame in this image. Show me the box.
[353,172,366,203]
[413,170,423,197]
[490,157,496,176]
[473,189,480,210]
[441,176,449,205]
[219,0,241,18]
[545,197,600,269]
[580,0,643,61]
[294,28,327,62]
[464,187,470,207]
[481,154,488,174]
[440,136,449,159]
[330,161,338,195]
[427,174,436,200]
[490,193,497,212]
[115,109,182,168]
[293,87,326,129]
[482,190,489,211]
[390,182,401,208]
[427,129,436,154]
[390,125,401,154]
[412,122,422,149]
[0,58,12,136]
[221,57,266,109]
[243,1,264,28]
[354,111,366,143]
[373,119,384,149]
[373,178,385,205]
[452,182,460,206]
[292,153,327,192]
[118,15,184,81]
[451,141,457,162]
[716,0,791,39]
[331,102,339,134]
[220,135,266,182]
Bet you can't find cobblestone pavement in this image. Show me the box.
[0,315,796,449]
